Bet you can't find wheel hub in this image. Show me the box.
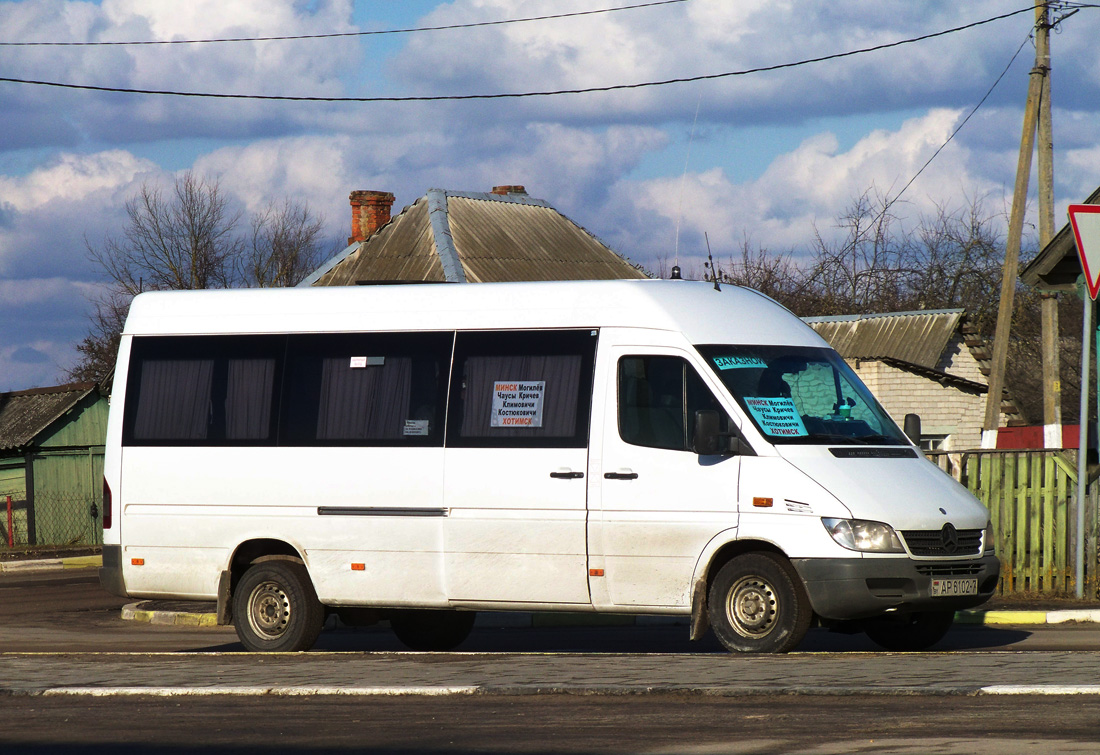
[248,581,290,638]
[727,576,777,637]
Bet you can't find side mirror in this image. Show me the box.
[692,410,753,456]
[903,413,922,446]
[692,409,723,455]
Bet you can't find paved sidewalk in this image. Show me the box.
[9,553,1100,627]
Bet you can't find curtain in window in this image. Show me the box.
[460,354,581,439]
[315,357,412,440]
[132,359,214,440]
[225,358,275,440]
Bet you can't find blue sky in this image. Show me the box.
[2,1,1100,390]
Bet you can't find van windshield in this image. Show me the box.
[696,345,908,446]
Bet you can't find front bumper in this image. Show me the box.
[791,554,1000,620]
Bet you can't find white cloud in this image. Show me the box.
[610,108,1005,267]
[0,150,156,213]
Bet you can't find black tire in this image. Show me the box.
[390,609,476,651]
[232,559,324,652]
[864,610,955,651]
[707,552,812,654]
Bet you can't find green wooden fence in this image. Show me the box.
[927,449,1097,598]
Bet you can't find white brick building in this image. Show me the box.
[804,310,1020,452]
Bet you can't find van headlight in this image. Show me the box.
[983,519,996,555]
[822,518,904,553]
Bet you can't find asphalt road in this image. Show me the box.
[5,568,1100,753]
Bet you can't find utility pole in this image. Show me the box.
[1036,5,1062,446]
[983,1,1049,443]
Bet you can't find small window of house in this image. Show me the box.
[618,356,729,451]
[447,330,597,448]
[280,332,452,446]
[123,335,284,446]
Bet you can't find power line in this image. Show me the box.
[0,6,1039,103]
[0,0,688,47]
[885,32,1034,209]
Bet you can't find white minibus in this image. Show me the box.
[99,279,999,652]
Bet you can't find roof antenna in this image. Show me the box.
[705,232,720,291]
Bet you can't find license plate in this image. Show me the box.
[931,577,978,597]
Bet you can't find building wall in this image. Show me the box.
[852,360,1000,451]
[935,334,987,384]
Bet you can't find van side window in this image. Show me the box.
[123,335,283,445]
[447,330,597,448]
[281,332,452,447]
[618,356,728,451]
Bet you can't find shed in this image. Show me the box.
[302,186,649,286]
[0,382,108,548]
[804,310,1021,451]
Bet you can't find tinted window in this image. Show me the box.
[618,356,728,451]
[123,336,283,446]
[280,332,452,446]
[447,330,597,448]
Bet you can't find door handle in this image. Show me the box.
[550,471,584,479]
[604,472,639,480]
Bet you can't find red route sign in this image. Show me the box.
[1070,204,1100,300]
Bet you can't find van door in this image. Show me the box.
[443,329,598,606]
[594,347,740,608]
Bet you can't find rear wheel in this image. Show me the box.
[864,610,955,651]
[232,559,323,652]
[707,552,812,654]
[390,609,476,651]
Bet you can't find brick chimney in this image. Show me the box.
[348,190,395,244]
[490,185,527,196]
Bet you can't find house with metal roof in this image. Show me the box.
[302,186,650,287]
[1020,184,1100,292]
[0,382,108,549]
[804,310,1021,451]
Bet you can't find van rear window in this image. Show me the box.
[124,336,283,445]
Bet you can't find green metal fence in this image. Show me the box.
[928,449,1097,598]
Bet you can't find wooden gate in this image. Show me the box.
[927,449,1094,597]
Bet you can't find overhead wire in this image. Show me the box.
[785,27,1037,298]
[0,6,1039,102]
[0,0,687,46]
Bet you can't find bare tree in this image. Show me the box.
[242,199,327,288]
[67,289,130,384]
[70,172,332,384]
[88,171,243,295]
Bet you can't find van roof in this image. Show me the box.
[123,280,828,348]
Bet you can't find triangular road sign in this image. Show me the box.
[1070,204,1100,300]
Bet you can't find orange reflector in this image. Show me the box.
[589,568,604,577]
[351,563,365,571]
[131,558,144,566]
[753,497,773,508]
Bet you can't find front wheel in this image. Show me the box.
[390,609,476,651]
[232,559,324,652]
[864,610,955,651]
[707,552,812,654]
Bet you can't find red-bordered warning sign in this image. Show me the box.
[1070,204,1100,300]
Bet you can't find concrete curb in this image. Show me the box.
[8,683,1100,698]
[0,555,101,573]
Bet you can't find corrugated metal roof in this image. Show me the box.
[803,310,965,369]
[0,383,96,451]
[313,189,648,286]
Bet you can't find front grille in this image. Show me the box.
[914,563,984,577]
[900,528,982,557]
